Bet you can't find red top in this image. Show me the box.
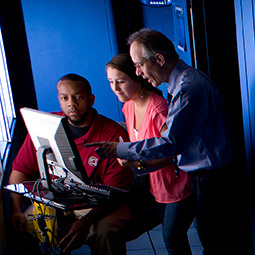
[12,110,133,190]
[123,92,191,203]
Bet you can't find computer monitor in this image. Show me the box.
[20,107,90,190]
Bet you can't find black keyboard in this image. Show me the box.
[53,179,129,200]
[82,182,129,196]
[5,181,129,211]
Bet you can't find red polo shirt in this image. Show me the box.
[12,110,133,190]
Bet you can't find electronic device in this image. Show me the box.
[20,107,89,190]
[5,108,128,210]
[139,0,172,6]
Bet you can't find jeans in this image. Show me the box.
[156,196,194,255]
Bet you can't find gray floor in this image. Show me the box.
[72,222,203,255]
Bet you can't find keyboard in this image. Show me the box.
[59,179,129,199]
[5,180,130,211]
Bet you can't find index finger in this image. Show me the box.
[84,142,105,147]
[59,232,72,251]
[61,235,77,253]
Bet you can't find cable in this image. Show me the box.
[54,167,68,183]
[25,178,61,254]
[27,210,61,254]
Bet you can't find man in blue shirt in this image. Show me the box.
[86,29,242,254]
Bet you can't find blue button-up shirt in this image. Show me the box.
[117,60,234,172]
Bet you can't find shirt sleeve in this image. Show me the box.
[12,134,40,179]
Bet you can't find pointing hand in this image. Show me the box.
[84,141,119,159]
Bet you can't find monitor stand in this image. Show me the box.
[36,146,68,199]
[37,146,53,191]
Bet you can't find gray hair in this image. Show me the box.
[127,28,179,61]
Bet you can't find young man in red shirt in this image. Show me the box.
[9,73,134,254]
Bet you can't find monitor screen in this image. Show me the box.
[20,107,90,188]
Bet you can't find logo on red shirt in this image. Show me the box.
[88,156,98,166]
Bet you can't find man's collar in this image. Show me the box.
[167,60,188,96]
[74,109,103,144]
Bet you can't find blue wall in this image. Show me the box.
[21,0,193,121]
[21,0,123,121]
[141,0,192,97]
[141,0,192,65]
[21,0,194,123]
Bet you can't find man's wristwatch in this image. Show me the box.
[137,160,146,171]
